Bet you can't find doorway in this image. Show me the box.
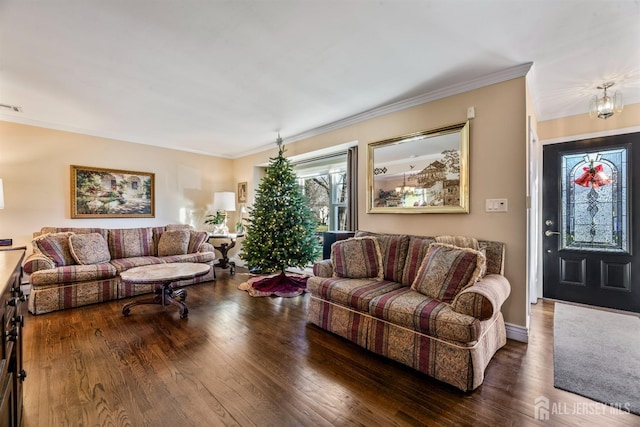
[542,132,640,313]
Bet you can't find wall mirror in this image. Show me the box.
[367,121,469,214]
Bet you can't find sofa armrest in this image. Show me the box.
[451,274,511,320]
[312,259,333,278]
[23,253,56,275]
[198,242,215,253]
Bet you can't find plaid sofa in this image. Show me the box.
[307,231,510,392]
[24,226,216,315]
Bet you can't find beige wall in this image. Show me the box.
[234,78,529,327]
[539,103,640,141]
[0,121,233,247]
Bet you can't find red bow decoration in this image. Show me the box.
[574,163,611,188]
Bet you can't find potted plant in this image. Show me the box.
[204,211,225,233]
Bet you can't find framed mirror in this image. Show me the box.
[367,121,469,214]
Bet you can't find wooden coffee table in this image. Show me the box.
[121,263,211,318]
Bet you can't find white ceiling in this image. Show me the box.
[1,1,639,158]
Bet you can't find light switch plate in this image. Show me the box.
[485,198,508,212]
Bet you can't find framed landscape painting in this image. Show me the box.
[70,165,155,218]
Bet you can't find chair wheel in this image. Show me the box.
[173,289,187,301]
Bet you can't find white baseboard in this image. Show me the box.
[505,322,529,343]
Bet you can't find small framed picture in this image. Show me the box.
[238,182,247,203]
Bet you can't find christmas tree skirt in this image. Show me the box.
[238,272,309,297]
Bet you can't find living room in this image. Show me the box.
[1,1,639,426]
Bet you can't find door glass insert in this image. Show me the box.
[561,148,628,252]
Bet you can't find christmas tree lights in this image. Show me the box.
[240,141,319,293]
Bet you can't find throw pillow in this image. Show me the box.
[32,232,76,266]
[411,243,486,303]
[68,233,111,265]
[435,235,487,277]
[187,230,208,254]
[158,230,191,256]
[331,236,384,280]
[108,228,154,258]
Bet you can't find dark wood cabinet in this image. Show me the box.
[322,231,355,260]
[0,250,26,427]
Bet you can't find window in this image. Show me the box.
[294,152,348,232]
[561,148,628,252]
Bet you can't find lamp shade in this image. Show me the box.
[0,179,4,209]
[212,191,236,211]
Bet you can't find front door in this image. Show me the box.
[542,132,640,313]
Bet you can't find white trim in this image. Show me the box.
[505,322,529,343]
[541,125,640,146]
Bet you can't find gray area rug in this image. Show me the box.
[554,302,640,415]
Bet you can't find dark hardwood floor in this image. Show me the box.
[22,269,639,426]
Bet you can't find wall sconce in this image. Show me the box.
[589,82,623,119]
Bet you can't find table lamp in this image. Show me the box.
[212,191,236,234]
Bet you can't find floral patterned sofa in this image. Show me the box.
[307,231,511,392]
[24,225,216,315]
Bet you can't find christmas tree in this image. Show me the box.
[240,140,319,293]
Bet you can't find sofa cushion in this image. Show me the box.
[30,263,117,286]
[187,230,208,254]
[165,223,194,231]
[69,233,111,265]
[158,230,190,256]
[401,235,437,286]
[39,227,108,240]
[33,232,76,266]
[307,276,404,312]
[355,231,409,283]
[435,235,480,250]
[158,252,215,264]
[369,287,481,342]
[332,237,383,279]
[109,256,164,274]
[108,228,154,259]
[411,243,485,303]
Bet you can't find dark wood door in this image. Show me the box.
[542,132,640,313]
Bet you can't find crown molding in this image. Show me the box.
[282,62,533,146]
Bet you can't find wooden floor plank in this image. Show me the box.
[20,269,640,426]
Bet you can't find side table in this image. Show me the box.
[0,245,28,252]
[208,233,244,275]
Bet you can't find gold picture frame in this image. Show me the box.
[367,122,470,214]
[238,181,247,203]
[70,165,155,218]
